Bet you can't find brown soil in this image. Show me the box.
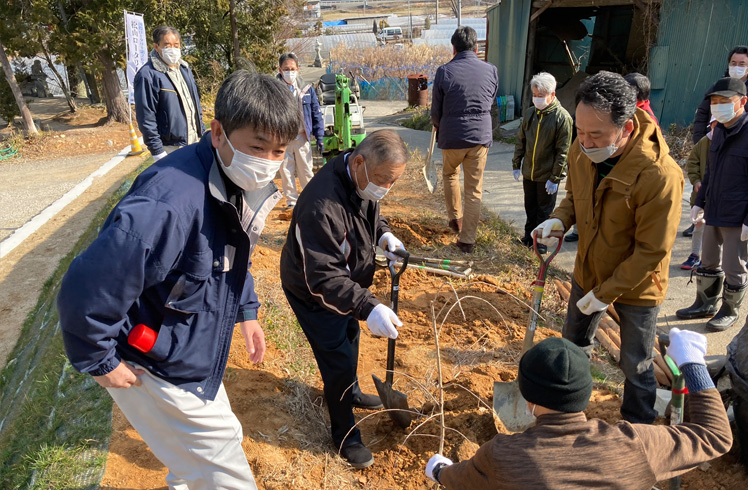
[91,157,746,489]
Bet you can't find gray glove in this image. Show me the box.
[667,327,707,367]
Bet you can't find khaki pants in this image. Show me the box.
[280,134,313,207]
[442,145,489,244]
[107,367,257,490]
[701,225,748,287]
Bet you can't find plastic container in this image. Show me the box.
[128,324,157,353]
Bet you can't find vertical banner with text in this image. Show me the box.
[124,11,148,104]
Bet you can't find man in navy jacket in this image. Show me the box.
[134,26,205,161]
[682,77,748,332]
[58,71,300,489]
[431,26,498,253]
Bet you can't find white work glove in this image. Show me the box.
[667,327,707,367]
[379,232,405,261]
[742,224,748,242]
[576,290,609,316]
[545,180,559,195]
[366,304,401,339]
[513,169,521,181]
[152,151,167,162]
[425,454,453,482]
[690,205,704,224]
[532,218,564,246]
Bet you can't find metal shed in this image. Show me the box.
[486,0,748,128]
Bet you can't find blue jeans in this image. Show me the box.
[563,279,659,424]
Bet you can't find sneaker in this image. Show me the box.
[455,241,474,253]
[681,253,700,270]
[564,231,579,242]
[340,443,374,469]
[448,218,462,234]
[352,393,383,410]
[682,224,694,237]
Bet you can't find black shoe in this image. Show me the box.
[564,231,579,242]
[448,218,462,234]
[682,224,694,237]
[517,236,532,248]
[536,243,547,254]
[456,241,474,253]
[340,443,374,469]
[352,393,383,410]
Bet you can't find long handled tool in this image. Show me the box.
[493,230,564,432]
[422,127,438,193]
[372,249,412,428]
[664,354,686,490]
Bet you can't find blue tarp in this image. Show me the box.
[323,20,346,27]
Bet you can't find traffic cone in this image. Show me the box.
[128,124,144,156]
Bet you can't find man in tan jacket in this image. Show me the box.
[534,71,684,424]
[425,332,732,489]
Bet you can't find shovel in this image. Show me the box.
[422,127,438,194]
[372,248,412,428]
[493,230,564,432]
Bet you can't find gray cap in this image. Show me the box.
[707,77,747,97]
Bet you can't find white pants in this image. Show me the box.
[107,368,257,490]
[280,134,313,206]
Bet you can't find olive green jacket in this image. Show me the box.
[512,98,573,183]
[686,135,711,206]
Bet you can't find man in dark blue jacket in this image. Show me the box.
[58,71,301,490]
[679,77,748,332]
[134,26,205,161]
[431,26,498,253]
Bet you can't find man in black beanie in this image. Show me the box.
[424,333,732,489]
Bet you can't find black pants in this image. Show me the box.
[523,178,557,240]
[283,287,365,449]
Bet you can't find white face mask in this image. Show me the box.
[580,129,623,164]
[711,102,738,124]
[217,126,282,191]
[533,96,550,110]
[356,161,390,201]
[729,66,748,79]
[160,47,181,66]
[282,70,297,85]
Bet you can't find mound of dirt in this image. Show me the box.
[99,160,746,490]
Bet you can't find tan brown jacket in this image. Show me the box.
[551,109,684,306]
[439,389,731,490]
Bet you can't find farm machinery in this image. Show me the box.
[317,73,366,160]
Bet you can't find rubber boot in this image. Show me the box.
[675,269,724,319]
[707,283,747,331]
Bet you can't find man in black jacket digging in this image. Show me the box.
[280,130,408,468]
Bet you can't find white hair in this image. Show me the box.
[530,72,557,95]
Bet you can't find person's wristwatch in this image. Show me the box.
[432,462,447,484]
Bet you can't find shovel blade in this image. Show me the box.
[372,374,412,429]
[492,381,535,433]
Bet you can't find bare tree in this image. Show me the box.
[0,38,37,135]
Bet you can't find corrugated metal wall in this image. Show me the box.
[651,0,748,128]
[487,0,532,118]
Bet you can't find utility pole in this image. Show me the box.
[458,0,462,26]
[408,0,412,38]
[436,0,439,24]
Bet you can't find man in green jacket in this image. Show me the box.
[425,331,732,489]
[512,72,573,253]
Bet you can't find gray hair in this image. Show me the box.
[576,71,637,128]
[530,72,556,95]
[152,26,181,45]
[215,70,301,142]
[351,130,408,168]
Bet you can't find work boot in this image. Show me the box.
[352,392,383,410]
[340,443,374,469]
[448,218,462,234]
[707,283,747,331]
[675,269,724,319]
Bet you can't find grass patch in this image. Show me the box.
[400,106,433,132]
[0,157,153,489]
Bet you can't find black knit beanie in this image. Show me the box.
[518,337,593,413]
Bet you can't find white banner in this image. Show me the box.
[124,11,148,104]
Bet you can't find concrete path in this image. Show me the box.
[370,116,735,357]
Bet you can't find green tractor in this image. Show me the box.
[318,73,366,161]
